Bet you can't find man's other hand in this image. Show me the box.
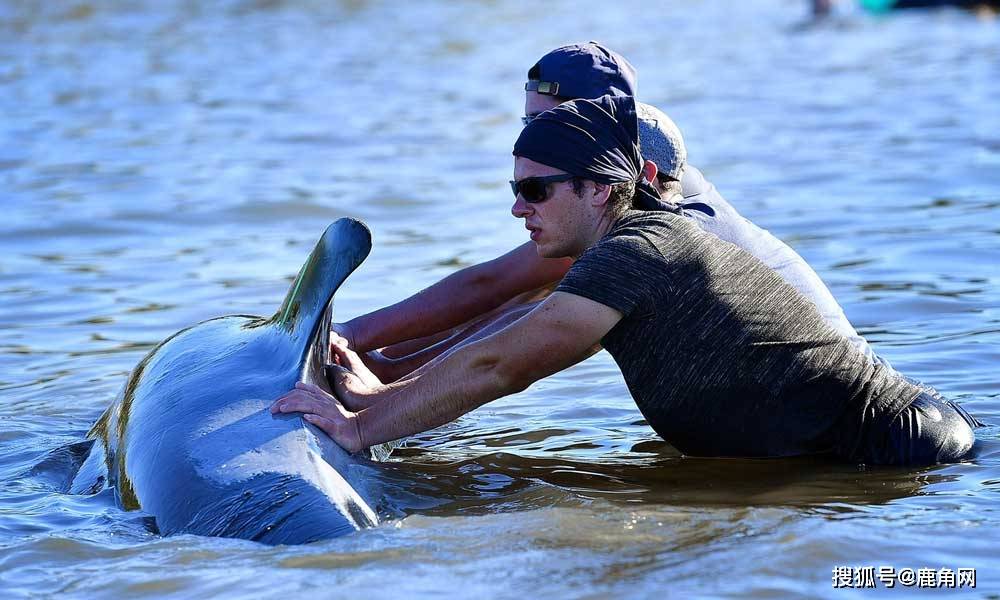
[270,382,365,453]
[329,323,357,357]
[329,333,385,388]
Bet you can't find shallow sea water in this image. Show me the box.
[1,0,998,597]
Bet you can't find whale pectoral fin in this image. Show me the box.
[24,439,101,494]
[69,439,109,495]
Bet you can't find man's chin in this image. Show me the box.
[533,240,563,259]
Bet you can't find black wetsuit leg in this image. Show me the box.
[862,392,978,466]
[900,375,986,429]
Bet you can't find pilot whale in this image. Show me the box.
[73,218,390,544]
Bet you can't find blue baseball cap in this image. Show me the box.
[525,41,637,100]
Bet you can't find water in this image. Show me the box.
[1,0,998,597]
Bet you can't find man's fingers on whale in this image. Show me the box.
[330,337,363,371]
[268,384,365,453]
[328,340,383,389]
[269,384,331,415]
[329,323,356,354]
[326,364,377,411]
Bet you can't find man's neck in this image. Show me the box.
[571,209,618,257]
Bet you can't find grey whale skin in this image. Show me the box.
[74,218,385,544]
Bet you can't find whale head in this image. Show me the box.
[84,218,386,544]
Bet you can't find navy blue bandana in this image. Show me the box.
[512,95,675,212]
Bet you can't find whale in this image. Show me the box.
[73,218,391,544]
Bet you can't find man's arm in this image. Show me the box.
[362,300,543,383]
[341,242,573,352]
[272,291,620,452]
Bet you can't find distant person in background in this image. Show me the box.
[812,0,1000,17]
[333,42,877,384]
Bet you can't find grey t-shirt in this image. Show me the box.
[679,166,874,360]
[556,211,919,458]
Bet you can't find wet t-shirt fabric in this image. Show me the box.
[678,166,874,360]
[556,210,921,459]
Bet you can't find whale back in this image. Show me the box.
[87,219,380,544]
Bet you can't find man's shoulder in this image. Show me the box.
[607,210,699,245]
[583,210,700,268]
[680,165,714,200]
[679,165,738,217]
[612,209,685,230]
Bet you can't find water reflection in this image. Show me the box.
[365,444,962,521]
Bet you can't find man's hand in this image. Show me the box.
[329,333,384,388]
[270,382,365,453]
[325,363,385,412]
[330,323,357,356]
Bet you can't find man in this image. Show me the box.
[274,95,977,466]
[336,42,873,384]
[812,0,1000,16]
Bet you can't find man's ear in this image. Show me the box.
[590,181,612,207]
[641,160,658,184]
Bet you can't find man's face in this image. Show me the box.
[511,157,589,258]
[523,91,563,125]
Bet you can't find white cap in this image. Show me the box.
[636,102,686,181]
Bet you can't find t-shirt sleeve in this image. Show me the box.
[556,236,655,317]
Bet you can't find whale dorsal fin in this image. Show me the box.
[273,218,372,354]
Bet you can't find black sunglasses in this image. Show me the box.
[509,174,576,204]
